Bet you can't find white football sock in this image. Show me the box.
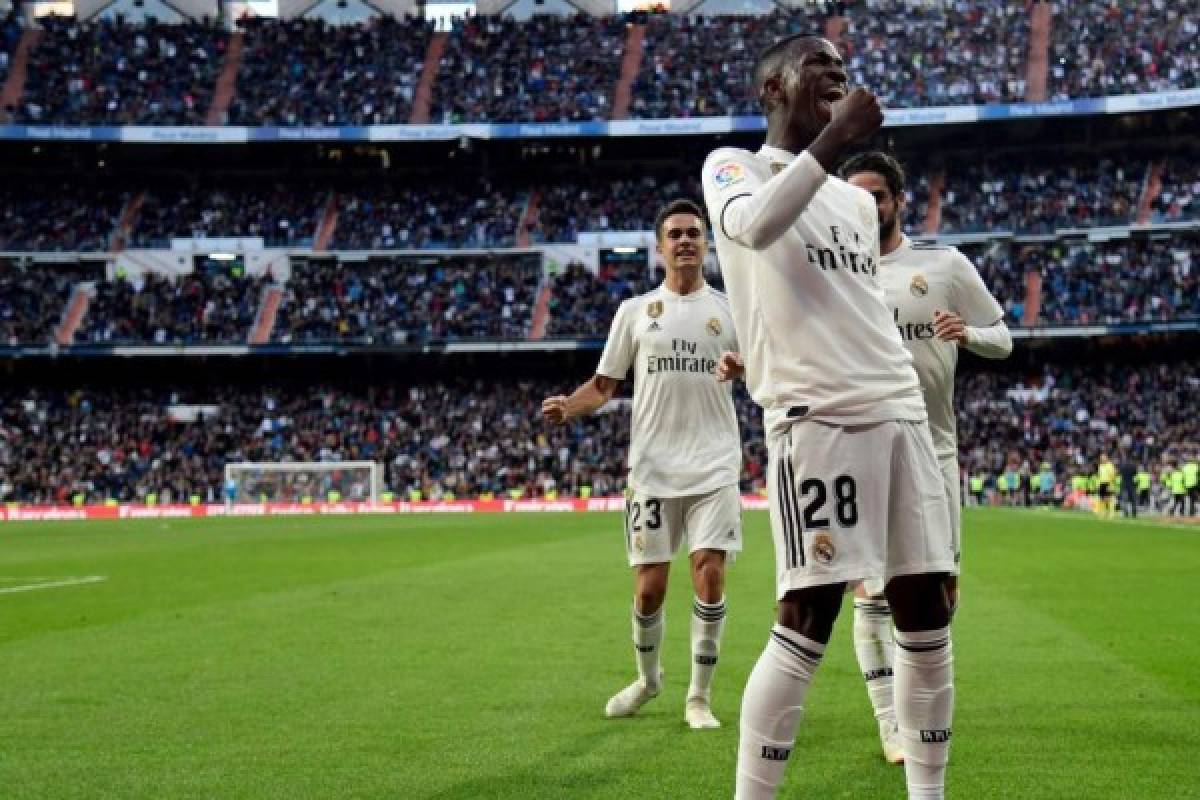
[632,605,663,687]
[853,597,896,727]
[894,626,954,800]
[688,596,726,701]
[735,625,825,800]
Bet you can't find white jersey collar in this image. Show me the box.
[882,233,912,262]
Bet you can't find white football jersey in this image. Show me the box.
[702,145,926,435]
[597,284,741,498]
[879,236,1004,458]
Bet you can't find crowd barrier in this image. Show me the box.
[2,88,1197,144]
[0,496,773,522]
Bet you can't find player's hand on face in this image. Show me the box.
[541,395,569,425]
[716,351,745,382]
[829,88,883,145]
[933,309,967,344]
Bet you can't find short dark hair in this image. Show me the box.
[839,150,907,199]
[654,198,706,242]
[753,34,826,111]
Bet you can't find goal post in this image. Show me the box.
[223,461,384,504]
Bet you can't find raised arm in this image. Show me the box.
[702,89,883,252]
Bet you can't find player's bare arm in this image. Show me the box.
[541,375,619,425]
[716,351,745,383]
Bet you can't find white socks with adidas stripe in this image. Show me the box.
[853,597,897,729]
[734,625,825,799]
[689,596,726,701]
[632,605,664,688]
[894,626,954,800]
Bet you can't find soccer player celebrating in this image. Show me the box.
[702,36,956,799]
[542,199,744,730]
[843,150,1012,764]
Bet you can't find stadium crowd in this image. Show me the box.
[0,183,127,251]
[841,0,1030,107]
[1033,237,1199,325]
[1047,0,1200,101]
[431,14,625,123]
[332,182,521,250]
[132,184,324,248]
[2,361,1194,509]
[0,262,95,346]
[75,267,269,344]
[272,254,541,344]
[228,16,431,126]
[958,360,1199,505]
[1154,158,1200,224]
[937,157,1147,234]
[543,261,658,337]
[3,5,1197,126]
[19,15,225,125]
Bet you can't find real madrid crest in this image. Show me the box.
[706,317,722,336]
[812,531,836,566]
[910,274,929,297]
[647,300,664,319]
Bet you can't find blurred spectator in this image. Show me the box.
[133,184,324,247]
[229,16,432,126]
[0,182,126,251]
[272,254,541,344]
[20,15,225,125]
[0,10,20,85]
[432,14,625,123]
[1048,1,1200,100]
[76,267,268,344]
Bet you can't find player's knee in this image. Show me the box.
[692,554,725,601]
[777,584,845,644]
[887,572,952,632]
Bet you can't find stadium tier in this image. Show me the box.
[1,360,1194,508]
[0,4,1194,127]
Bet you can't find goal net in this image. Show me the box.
[223,461,383,504]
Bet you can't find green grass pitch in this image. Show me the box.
[1,509,1198,799]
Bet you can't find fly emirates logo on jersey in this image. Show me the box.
[894,308,936,341]
[804,224,877,278]
[646,338,718,376]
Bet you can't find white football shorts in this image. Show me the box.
[623,484,743,567]
[767,419,956,599]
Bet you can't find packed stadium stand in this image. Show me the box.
[228,16,432,126]
[1,4,1195,126]
[1,358,1195,507]
[0,0,1197,518]
[19,15,226,125]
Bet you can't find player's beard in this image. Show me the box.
[879,213,897,240]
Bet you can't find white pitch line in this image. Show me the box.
[0,576,108,595]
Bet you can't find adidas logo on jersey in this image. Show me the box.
[647,321,662,332]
